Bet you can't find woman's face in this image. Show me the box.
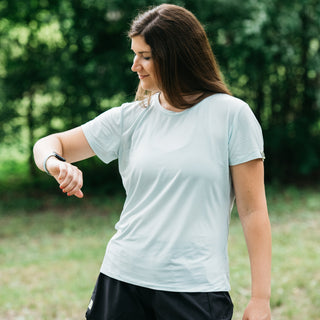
[131,36,159,92]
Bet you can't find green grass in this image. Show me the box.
[0,186,320,319]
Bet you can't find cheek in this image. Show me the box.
[146,61,155,74]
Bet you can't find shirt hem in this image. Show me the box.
[100,268,231,293]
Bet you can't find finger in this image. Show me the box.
[66,179,83,197]
[57,162,68,185]
[59,164,78,190]
[55,162,84,198]
[59,169,73,190]
[72,172,84,197]
[62,167,83,194]
[73,189,84,198]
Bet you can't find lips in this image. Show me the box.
[138,74,149,80]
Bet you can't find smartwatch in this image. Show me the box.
[43,152,66,175]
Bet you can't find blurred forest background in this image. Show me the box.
[1,1,320,319]
[0,0,319,193]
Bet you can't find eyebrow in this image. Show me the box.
[131,49,151,54]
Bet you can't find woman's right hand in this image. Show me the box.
[46,157,84,198]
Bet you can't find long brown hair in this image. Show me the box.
[129,4,231,109]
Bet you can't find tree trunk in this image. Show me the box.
[27,95,36,177]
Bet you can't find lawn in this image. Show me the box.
[0,185,319,319]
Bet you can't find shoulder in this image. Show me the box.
[97,98,148,123]
[197,94,251,122]
[121,95,153,116]
[118,95,157,133]
[204,94,248,111]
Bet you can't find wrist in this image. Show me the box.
[250,296,271,303]
[43,152,66,175]
[251,286,271,301]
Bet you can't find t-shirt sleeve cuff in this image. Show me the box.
[229,150,265,166]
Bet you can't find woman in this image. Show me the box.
[33,4,271,320]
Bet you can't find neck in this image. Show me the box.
[159,92,183,112]
[159,92,205,112]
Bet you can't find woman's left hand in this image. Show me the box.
[242,297,271,320]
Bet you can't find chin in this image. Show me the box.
[140,84,151,91]
[140,81,158,92]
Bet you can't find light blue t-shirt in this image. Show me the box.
[81,93,264,292]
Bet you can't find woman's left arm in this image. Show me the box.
[230,159,272,320]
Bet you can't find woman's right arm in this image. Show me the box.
[33,127,95,198]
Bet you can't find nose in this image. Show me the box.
[131,55,141,72]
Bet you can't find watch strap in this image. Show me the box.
[43,152,66,176]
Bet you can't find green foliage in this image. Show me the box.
[0,0,319,184]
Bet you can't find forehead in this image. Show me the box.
[131,35,152,53]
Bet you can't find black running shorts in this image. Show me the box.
[85,273,233,320]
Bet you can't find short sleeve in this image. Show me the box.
[81,106,122,164]
[228,104,265,166]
